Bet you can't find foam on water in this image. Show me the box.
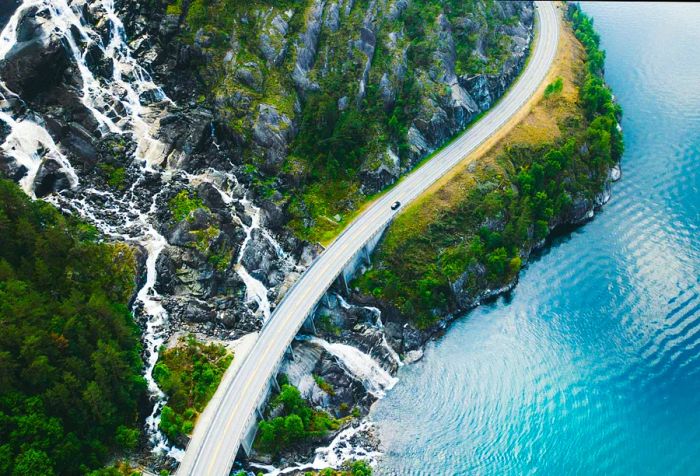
[251,421,382,475]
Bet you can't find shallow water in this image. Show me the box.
[371,3,700,474]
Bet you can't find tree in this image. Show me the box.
[115,426,139,451]
[12,449,54,476]
[486,248,508,280]
[283,414,305,443]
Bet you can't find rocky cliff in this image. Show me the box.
[118,0,535,240]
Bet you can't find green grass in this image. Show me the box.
[313,374,336,396]
[544,76,564,98]
[168,190,208,222]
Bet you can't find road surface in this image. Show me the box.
[178,2,559,474]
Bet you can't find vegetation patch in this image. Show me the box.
[255,383,342,457]
[168,190,208,222]
[168,0,527,244]
[317,313,342,336]
[87,461,143,476]
[313,374,336,396]
[153,335,233,442]
[355,5,623,328]
[0,179,145,475]
[99,164,127,190]
[302,461,373,476]
[544,76,564,98]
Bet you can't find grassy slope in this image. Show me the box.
[355,4,622,328]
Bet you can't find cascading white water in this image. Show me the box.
[302,336,398,398]
[182,169,296,324]
[235,199,273,321]
[0,106,79,197]
[333,293,403,367]
[0,8,79,198]
[251,420,382,475]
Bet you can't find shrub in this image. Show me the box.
[168,190,207,222]
[544,76,564,98]
[154,335,232,442]
[255,384,340,456]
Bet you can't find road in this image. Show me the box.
[178,2,559,474]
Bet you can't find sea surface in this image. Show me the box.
[371,3,700,474]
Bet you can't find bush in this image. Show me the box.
[168,190,207,222]
[544,76,563,98]
[255,384,341,456]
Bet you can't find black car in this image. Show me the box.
[391,201,401,210]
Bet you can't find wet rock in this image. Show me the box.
[259,199,286,230]
[0,0,21,31]
[241,228,288,287]
[158,108,214,169]
[0,119,11,145]
[33,157,72,197]
[0,7,72,100]
[313,351,375,415]
[610,164,622,182]
[280,343,329,407]
[0,154,28,182]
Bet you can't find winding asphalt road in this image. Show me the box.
[178,2,559,474]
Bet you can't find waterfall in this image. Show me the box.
[183,169,295,324]
[301,336,398,398]
[250,421,381,475]
[0,106,79,197]
[333,293,403,368]
[235,199,272,322]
